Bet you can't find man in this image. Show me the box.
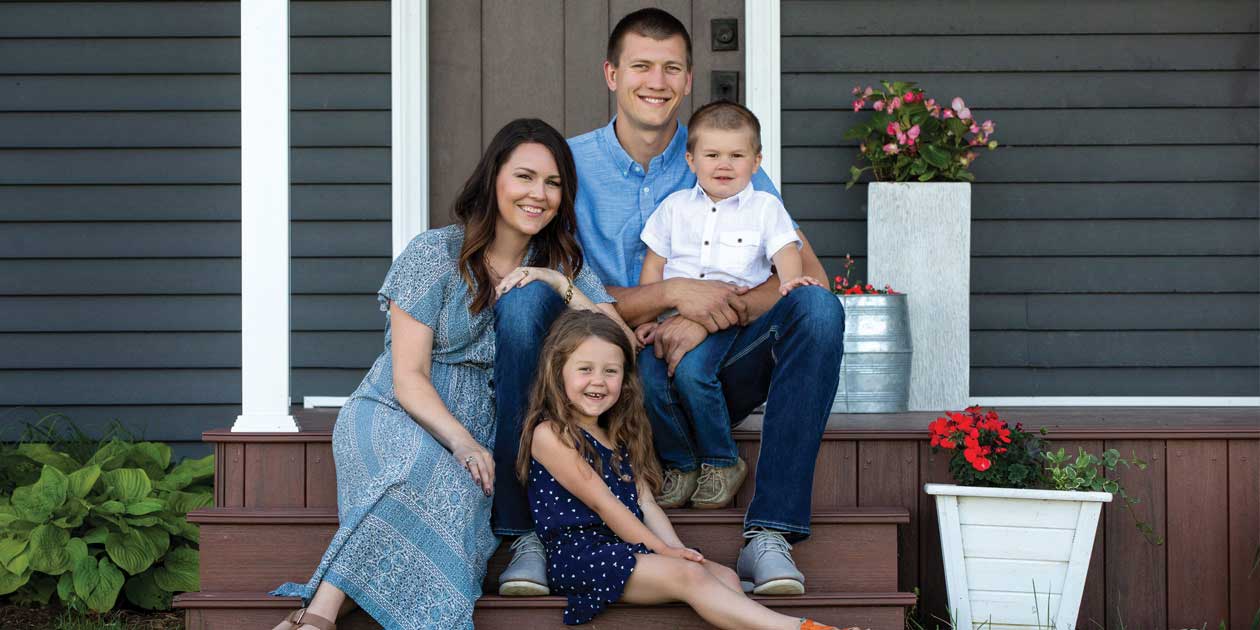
[492,8,844,597]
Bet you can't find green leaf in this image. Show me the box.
[15,444,80,473]
[140,527,170,560]
[95,500,125,515]
[82,526,109,545]
[164,490,212,515]
[155,455,214,492]
[28,524,72,575]
[66,465,101,499]
[919,144,950,169]
[0,564,31,596]
[105,528,157,575]
[0,503,19,527]
[125,498,165,516]
[72,554,99,600]
[85,557,124,613]
[87,439,132,471]
[131,443,172,472]
[102,468,152,502]
[153,545,199,593]
[124,569,172,610]
[11,465,70,522]
[65,537,89,565]
[0,538,30,575]
[56,571,74,603]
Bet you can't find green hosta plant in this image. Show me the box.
[0,438,213,612]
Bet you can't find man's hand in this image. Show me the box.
[653,316,709,376]
[669,278,749,332]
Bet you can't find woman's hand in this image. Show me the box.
[496,266,566,298]
[657,546,704,563]
[452,440,494,496]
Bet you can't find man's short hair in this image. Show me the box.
[607,8,693,68]
[686,100,762,153]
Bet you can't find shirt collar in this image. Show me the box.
[691,180,756,208]
[599,116,688,178]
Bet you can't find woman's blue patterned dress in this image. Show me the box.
[273,224,612,630]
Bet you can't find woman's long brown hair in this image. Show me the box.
[453,118,584,314]
[516,311,662,493]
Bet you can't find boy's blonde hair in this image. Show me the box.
[687,100,762,153]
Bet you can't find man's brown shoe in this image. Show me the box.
[689,459,748,509]
[655,468,699,508]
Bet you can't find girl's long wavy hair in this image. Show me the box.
[454,118,584,314]
[516,311,662,493]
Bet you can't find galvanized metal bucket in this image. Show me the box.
[832,293,912,413]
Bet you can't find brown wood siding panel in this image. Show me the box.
[564,0,610,136]
[1104,439,1167,630]
[222,443,245,508]
[916,441,953,625]
[1167,440,1231,628]
[858,441,919,595]
[243,443,306,508]
[304,443,338,508]
[1052,439,1106,629]
[811,440,857,510]
[428,0,481,228]
[1229,439,1260,630]
[480,0,565,138]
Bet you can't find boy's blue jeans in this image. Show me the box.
[639,286,845,541]
[637,327,741,469]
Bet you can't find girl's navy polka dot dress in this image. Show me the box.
[528,428,654,625]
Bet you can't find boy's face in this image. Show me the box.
[604,33,692,134]
[685,127,762,202]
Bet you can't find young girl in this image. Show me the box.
[516,310,852,630]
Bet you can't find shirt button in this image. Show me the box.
[642,186,649,192]
[704,240,709,245]
[699,273,706,278]
[711,207,717,213]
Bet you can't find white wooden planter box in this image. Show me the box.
[924,484,1112,630]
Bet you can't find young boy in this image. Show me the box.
[636,101,821,509]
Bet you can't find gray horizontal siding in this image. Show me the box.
[784,0,1259,396]
[0,1,391,434]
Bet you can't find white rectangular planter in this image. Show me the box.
[925,484,1111,630]
[867,182,969,410]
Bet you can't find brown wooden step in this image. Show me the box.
[192,506,908,594]
[176,590,916,629]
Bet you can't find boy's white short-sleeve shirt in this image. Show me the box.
[640,181,801,287]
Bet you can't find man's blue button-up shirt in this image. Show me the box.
[568,118,780,288]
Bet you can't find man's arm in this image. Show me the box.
[608,278,748,331]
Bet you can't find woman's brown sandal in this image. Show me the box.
[272,608,337,630]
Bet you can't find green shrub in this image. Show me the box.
[0,420,213,613]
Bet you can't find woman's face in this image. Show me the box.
[494,142,562,240]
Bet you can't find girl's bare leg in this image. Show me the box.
[703,560,744,594]
[303,581,351,627]
[621,554,801,630]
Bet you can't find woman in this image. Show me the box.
[271,118,623,630]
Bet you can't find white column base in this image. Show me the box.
[232,413,300,433]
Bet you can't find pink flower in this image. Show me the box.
[888,96,903,111]
[852,85,863,95]
[859,143,867,153]
[981,120,995,134]
[852,99,864,112]
[966,151,979,161]
[863,87,874,98]
[886,121,902,136]
[958,107,972,120]
[907,125,921,141]
[951,97,966,111]
[882,143,899,155]
[903,91,917,104]
[942,109,955,119]
[970,123,980,134]
[873,100,885,112]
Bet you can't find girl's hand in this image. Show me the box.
[657,546,704,563]
[779,275,823,296]
[452,440,494,496]
[496,266,565,298]
[634,322,658,346]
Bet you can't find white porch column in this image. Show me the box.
[234,0,298,432]
[745,0,781,187]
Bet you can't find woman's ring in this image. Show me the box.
[522,269,529,276]
[465,455,475,465]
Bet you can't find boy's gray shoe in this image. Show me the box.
[498,533,550,596]
[655,468,699,509]
[736,529,805,595]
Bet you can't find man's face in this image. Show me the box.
[604,33,692,133]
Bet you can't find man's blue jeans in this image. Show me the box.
[491,282,566,536]
[637,326,741,469]
[639,285,845,541]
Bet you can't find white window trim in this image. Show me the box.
[234,0,298,432]
[392,0,429,257]
[744,5,1252,409]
